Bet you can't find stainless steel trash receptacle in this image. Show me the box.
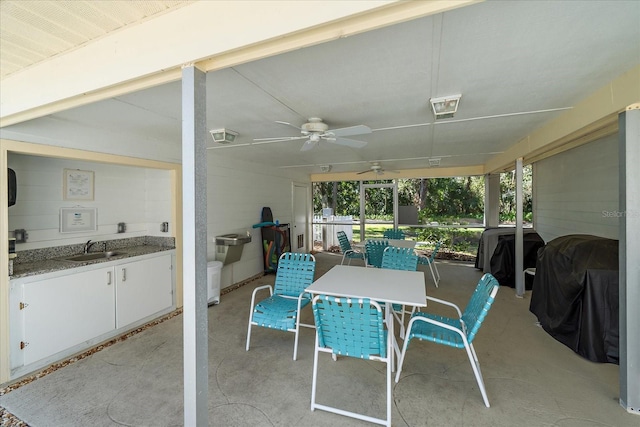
[207,261,223,305]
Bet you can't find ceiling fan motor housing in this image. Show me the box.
[301,118,329,134]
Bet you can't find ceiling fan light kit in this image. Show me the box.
[210,128,238,144]
[430,94,462,119]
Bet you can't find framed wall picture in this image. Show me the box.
[64,169,94,201]
[60,207,98,233]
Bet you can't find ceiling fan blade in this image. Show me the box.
[300,139,318,152]
[253,135,307,142]
[329,125,372,137]
[356,169,372,175]
[275,120,301,130]
[329,137,368,149]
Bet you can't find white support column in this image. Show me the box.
[618,106,640,415]
[515,158,524,297]
[182,65,208,426]
[484,173,500,228]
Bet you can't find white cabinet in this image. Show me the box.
[9,251,174,377]
[18,266,115,366]
[115,253,173,328]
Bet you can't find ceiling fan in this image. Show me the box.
[253,117,370,151]
[356,162,398,175]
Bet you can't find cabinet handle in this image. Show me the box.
[122,267,127,282]
[107,271,112,285]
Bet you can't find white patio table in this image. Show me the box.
[305,264,426,369]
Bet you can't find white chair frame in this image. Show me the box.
[310,296,392,427]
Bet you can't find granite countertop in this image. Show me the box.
[10,245,175,279]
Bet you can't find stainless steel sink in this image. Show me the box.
[64,251,124,262]
[215,233,252,246]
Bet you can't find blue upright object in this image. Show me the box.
[254,207,290,273]
[395,273,500,408]
[365,239,389,268]
[418,241,442,287]
[246,252,316,360]
[383,228,405,239]
[336,231,365,265]
[310,295,392,426]
[381,246,419,338]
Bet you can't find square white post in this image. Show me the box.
[515,158,524,297]
[182,65,208,426]
[484,173,500,228]
[619,106,640,415]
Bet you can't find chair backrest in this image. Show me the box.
[461,273,500,342]
[418,240,442,265]
[428,241,442,262]
[312,295,386,358]
[381,246,418,271]
[336,231,353,253]
[273,252,316,297]
[365,239,389,268]
[383,229,405,239]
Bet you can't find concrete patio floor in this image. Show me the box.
[1,252,636,426]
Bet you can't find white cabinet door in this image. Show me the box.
[22,267,115,366]
[9,281,24,370]
[115,253,172,328]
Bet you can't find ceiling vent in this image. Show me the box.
[210,128,238,144]
[429,158,441,167]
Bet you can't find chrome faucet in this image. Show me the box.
[83,240,96,254]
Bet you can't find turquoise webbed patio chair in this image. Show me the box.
[336,230,365,265]
[246,252,316,360]
[381,246,419,338]
[383,228,405,239]
[365,239,389,268]
[394,273,500,407]
[310,295,392,427]
[418,240,442,287]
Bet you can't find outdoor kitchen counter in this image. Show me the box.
[10,245,175,279]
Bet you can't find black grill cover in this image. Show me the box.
[529,234,619,364]
[489,232,545,288]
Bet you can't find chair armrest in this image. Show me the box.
[425,296,463,318]
[249,284,273,309]
[407,314,466,340]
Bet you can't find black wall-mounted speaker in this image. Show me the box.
[8,168,16,207]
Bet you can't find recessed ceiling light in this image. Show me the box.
[429,94,462,120]
[210,128,238,144]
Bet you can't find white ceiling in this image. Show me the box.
[1,1,639,176]
[0,0,193,78]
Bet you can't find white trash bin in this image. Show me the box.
[207,261,223,305]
